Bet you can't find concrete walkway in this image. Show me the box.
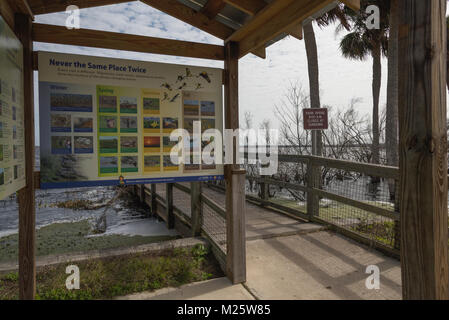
[116,277,255,300]
[120,230,402,300]
[245,231,401,300]
[131,184,402,300]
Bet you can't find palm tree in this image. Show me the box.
[338,0,389,165]
[447,15,449,90]
[302,4,350,157]
[385,0,399,203]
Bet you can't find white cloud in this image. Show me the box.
[33,2,391,143]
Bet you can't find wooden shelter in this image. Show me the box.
[0,0,447,300]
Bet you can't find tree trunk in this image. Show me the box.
[386,0,399,198]
[447,17,449,91]
[371,42,381,165]
[303,21,322,157]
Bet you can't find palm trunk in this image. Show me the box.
[303,22,322,157]
[386,0,400,250]
[386,0,399,169]
[447,19,449,90]
[371,42,381,165]
[386,0,399,196]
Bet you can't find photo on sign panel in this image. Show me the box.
[99,95,117,113]
[120,96,138,114]
[144,155,161,172]
[120,116,138,133]
[99,136,118,154]
[143,97,160,115]
[74,117,93,133]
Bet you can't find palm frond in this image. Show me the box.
[339,32,370,60]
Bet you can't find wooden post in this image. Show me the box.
[150,184,157,216]
[398,0,448,299]
[260,176,268,201]
[190,182,202,236]
[307,159,319,219]
[15,13,36,300]
[166,183,174,229]
[224,41,246,284]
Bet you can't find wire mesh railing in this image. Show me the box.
[245,154,401,254]
[145,182,227,271]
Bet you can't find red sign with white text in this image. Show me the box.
[303,108,328,130]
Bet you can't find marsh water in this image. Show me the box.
[0,147,177,238]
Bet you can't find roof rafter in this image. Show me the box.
[223,0,266,16]
[7,0,34,19]
[226,0,336,58]
[32,23,225,60]
[141,0,266,59]
[224,0,303,42]
[28,0,134,15]
[201,0,226,19]
[141,0,234,40]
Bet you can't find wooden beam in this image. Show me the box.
[141,0,234,40]
[28,0,133,15]
[32,23,225,60]
[289,23,303,40]
[15,13,36,300]
[398,0,448,299]
[0,0,15,29]
[166,183,174,229]
[227,0,334,58]
[224,41,246,284]
[340,0,360,12]
[7,0,34,20]
[251,45,266,59]
[190,182,202,237]
[225,0,302,42]
[150,184,157,215]
[201,0,226,19]
[224,0,267,16]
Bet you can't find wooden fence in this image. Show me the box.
[135,154,404,263]
[135,182,228,271]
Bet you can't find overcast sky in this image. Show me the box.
[33,1,392,145]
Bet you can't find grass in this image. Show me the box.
[0,244,223,300]
[268,196,397,246]
[0,220,178,263]
[351,220,396,246]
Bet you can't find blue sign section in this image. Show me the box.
[51,127,71,133]
[51,106,93,112]
[40,175,225,189]
[74,127,93,133]
[74,148,94,154]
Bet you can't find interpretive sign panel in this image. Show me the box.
[0,16,26,200]
[38,51,224,188]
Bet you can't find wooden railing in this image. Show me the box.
[135,154,404,259]
[136,181,227,270]
[242,154,401,257]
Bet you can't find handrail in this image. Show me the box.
[277,154,400,179]
[201,193,226,219]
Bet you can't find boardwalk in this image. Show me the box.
[150,183,402,300]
